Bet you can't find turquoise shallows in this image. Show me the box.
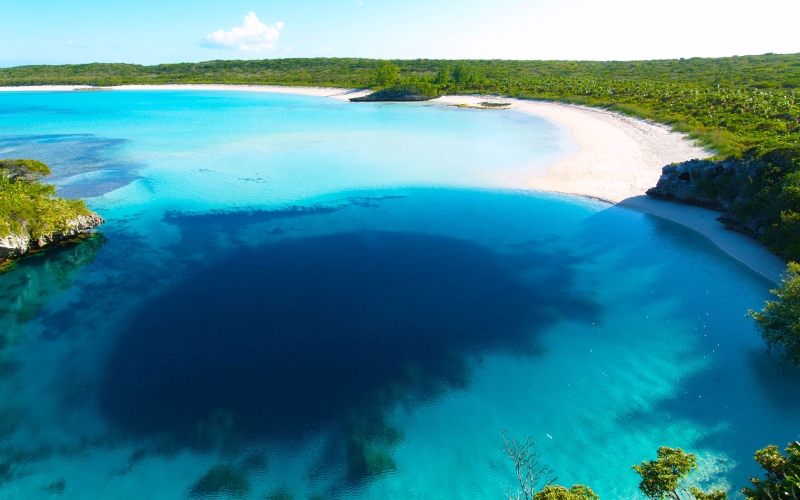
[0,90,797,500]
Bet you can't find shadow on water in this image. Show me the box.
[98,227,596,486]
[161,195,407,256]
[0,134,140,198]
[0,234,107,346]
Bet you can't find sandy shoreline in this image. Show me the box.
[436,95,786,283]
[0,84,373,100]
[1,84,787,282]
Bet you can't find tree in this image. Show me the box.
[374,61,400,87]
[452,62,480,86]
[502,430,556,500]
[533,485,599,500]
[434,64,453,86]
[0,159,51,183]
[0,158,92,241]
[749,262,800,368]
[742,440,800,499]
[632,447,727,500]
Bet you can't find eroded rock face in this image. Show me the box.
[0,233,32,261]
[0,212,105,262]
[646,157,758,211]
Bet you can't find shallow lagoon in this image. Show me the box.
[0,91,797,499]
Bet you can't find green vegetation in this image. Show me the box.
[749,262,800,368]
[678,148,800,261]
[351,82,440,101]
[743,440,800,499]
[0,159,91,240]
[502,433,727,499]
[633,447,727,500]
[533,485,599,500]
[374,61,400,87]
[503,436,800,500]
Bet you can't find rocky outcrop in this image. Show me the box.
[646,157,759,211]
[0,212,105,262]
[350,85,438,102]
[646,156,776,239]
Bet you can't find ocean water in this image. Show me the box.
[0,90,797,500]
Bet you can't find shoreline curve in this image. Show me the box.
[0,84,786,283]
[435,95,786,284]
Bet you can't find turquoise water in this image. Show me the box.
[0,90,797,499]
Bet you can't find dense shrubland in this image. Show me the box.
[0,159,91,241]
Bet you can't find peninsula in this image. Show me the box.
[0,159,104,265]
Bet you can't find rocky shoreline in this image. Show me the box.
[350,84,438,102]
[0,212,105,263]
[646,158,750,210]
[646,156,767,239]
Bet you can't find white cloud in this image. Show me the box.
[66,39,87,49]
[202,12,283,52]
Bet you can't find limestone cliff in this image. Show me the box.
[0,212,104,263]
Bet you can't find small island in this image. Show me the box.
[0,159,104,266]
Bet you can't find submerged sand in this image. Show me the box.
[436,95,786,283]
[0,85,787,283]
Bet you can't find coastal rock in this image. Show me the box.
[0,233,32,261]
[646,157,759,211]
[0,212,105,262]
[350,84,438,102]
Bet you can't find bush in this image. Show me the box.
[749,262,800,368]
[742,440,800,499]
[633,447,727,500]
[374,61,400,87]
[0,159,91,239]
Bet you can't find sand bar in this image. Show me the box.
[1,85,787,283]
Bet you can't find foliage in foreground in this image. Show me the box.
[633,447,727,500]
[749,262,800,368]
[742,440,800,500]
[501,430,556,500]
[0,159,90,240]
[533,485,598,500]
[503,435,800,500]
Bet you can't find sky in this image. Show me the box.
[2,0,800,67]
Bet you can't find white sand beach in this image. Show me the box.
[0,84,373,100]
[1,84,787,282]
[436,95,787,283]
[435,95,708,203]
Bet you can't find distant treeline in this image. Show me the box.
[2,54,799,89]
[2,55,798,155]
[3,55,800,247]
